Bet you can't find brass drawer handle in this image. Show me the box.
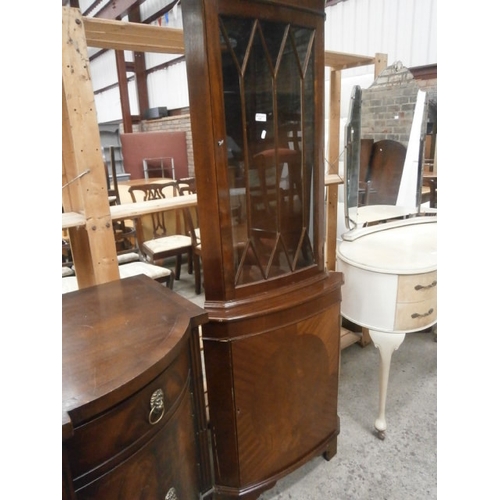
[411,308,434,319]
[414,280,437,291]
[149,388,165,425]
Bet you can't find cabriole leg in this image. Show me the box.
[369,330,406,440]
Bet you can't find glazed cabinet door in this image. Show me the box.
[183,0,326,301]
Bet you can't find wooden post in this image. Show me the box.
[374,52,388,78]
[115,50,133,133]
[326,69,341,271]
[62,6,119,287]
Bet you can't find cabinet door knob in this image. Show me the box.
[149,388,165,425]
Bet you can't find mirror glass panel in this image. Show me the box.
[344,86,361,230]
[220,16,316,287]
[343,84,428,232]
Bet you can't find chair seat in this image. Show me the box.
[118,262,172,282]
[117,251,141,264]
[62,266,74,277]
[62,263,173,294]
[62,276,78,294]
[143,235,192,255]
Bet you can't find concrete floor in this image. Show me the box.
[172,262,437,500]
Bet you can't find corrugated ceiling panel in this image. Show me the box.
[147,62,189,110]
[324,0,436,164]
[89,1,436,125]
[325,0,437,69]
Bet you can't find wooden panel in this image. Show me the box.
[233,305,340,485]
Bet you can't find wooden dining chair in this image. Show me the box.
[128,181,193,281]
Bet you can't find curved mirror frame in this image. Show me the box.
[343,85,428,234]
[344,86,361,231]
[220,16,317,287]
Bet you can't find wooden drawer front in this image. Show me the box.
[394,297,437,331]
[67,347,190,483]
[397,271,437,303]
[75,385,200,500]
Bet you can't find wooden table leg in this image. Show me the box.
[358,327,372,347]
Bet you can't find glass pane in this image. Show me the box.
[220,16,316,287]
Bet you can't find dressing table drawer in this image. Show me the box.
[395,297,437,331]
[396,271,437,303]
[395,272,437,331]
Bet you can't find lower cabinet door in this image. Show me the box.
[75,388,200,500]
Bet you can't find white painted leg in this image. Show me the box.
[368,330,406,440]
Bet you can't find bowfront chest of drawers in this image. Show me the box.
[62,276,210,500]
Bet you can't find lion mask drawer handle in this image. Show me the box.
[149,388,165,425]
[414,280,437,291]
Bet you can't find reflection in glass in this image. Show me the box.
[344,86,361,231]
[220,16,316,287]
[343,84,428,231]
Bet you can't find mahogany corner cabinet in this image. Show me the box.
[181,0,344,497]
[62,0,344,497]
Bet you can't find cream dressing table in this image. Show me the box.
[339,85,437,439]
[337,216,437,439]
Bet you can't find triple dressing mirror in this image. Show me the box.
[343,84,429,235]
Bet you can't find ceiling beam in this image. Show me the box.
[83,16,375,70]
[82,16,185,53]
[324,50,375,70]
